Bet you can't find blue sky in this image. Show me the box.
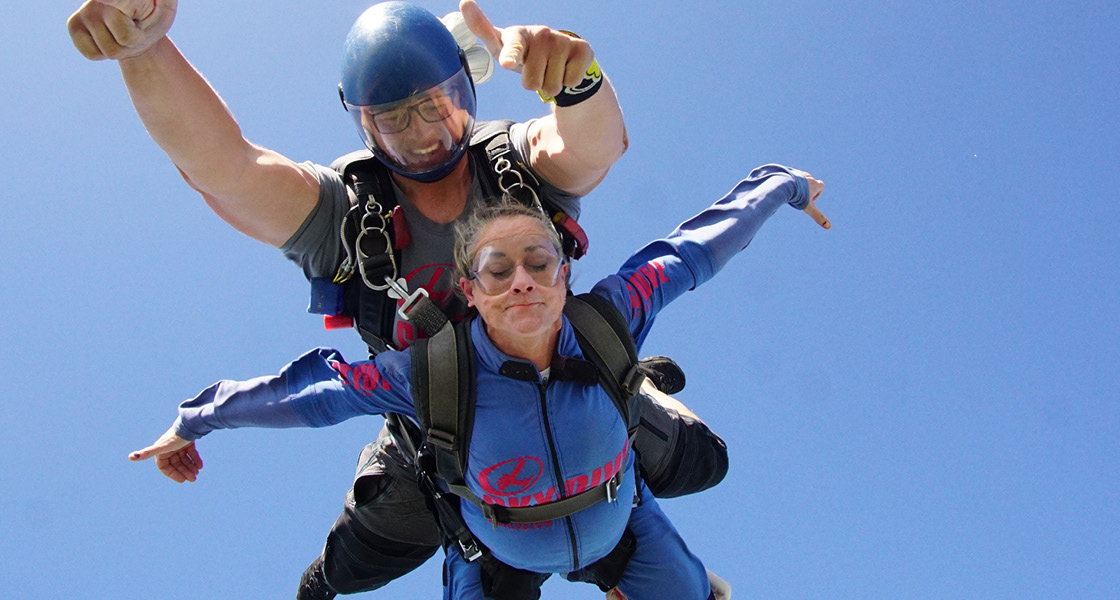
[2,1,1117,598]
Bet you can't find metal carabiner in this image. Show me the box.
[493,156,543,210]
[355,228,395,291]
[353,198,397,291]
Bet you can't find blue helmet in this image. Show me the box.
[340,2,477,182]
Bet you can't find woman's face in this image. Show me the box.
[459,215,568,347]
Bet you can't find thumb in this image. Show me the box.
[129,427,190,461]
[460,0,503,57]
[137,0,176,33]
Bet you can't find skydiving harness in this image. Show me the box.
[311,119,590,355]
[407,293,647,598]
[312,121,628,597]
[412,293,646,526]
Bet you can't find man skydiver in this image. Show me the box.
[129,164,829,600]
[65,1,770,597]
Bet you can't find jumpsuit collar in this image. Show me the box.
[470,314,587,383]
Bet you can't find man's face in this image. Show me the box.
[362,87,471,173]
[460,216,568,348]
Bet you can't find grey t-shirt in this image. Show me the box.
[281,120,581,349]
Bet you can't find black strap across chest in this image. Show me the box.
[410,293,646,525]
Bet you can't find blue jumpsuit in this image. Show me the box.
[172,165,812,599]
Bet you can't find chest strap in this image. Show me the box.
[450,469,625,526]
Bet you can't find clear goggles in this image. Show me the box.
[468,235,565,294]
[346,69,476,175]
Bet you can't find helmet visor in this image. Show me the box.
[346,69,476,176]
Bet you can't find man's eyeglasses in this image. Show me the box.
[369,95,455,134]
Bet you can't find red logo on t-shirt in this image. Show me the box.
[404,264,456,308]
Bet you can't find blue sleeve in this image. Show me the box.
[590,165,809,348]
[172,347,417,441]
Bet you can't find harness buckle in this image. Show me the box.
[351,196,397,291]
[384,276,430,322]
[458,536,483,562]
[481,503,500,529]
[426,428,457,451]
[606,470,622,504]
[417,471,444,500]
[494,156,544,211]
[621,367,648,397]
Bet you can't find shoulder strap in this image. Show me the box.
[563,293,646,431]
[468,119,539,202]
[469,118,520,147]
[331,149,398,210]
[326,150,401,353]
[411,317,477,483]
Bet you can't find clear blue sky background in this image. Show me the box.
[2,1,1117,598]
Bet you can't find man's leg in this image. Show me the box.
[631,380,729,499]
[298,427,442,599]
[442,551,486,600]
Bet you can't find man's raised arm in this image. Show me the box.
[68,0,319,247]
[461,0,627,196]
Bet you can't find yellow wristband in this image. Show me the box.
[538,59,604,106]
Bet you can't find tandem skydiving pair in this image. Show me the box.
[69,1,829,598]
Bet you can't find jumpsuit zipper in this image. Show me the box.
[538,380,581,571]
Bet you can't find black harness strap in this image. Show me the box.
[412,294,642,527]
[562,295,647,431]
[447,470,625,525]
[421,323,463,453]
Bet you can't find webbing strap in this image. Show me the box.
[563,296,646,416]
[424,324,461,454]
[449,469,625,525]
[357,323,392,356]
[400,295,449,338]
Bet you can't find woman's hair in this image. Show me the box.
[453,197,569,292]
